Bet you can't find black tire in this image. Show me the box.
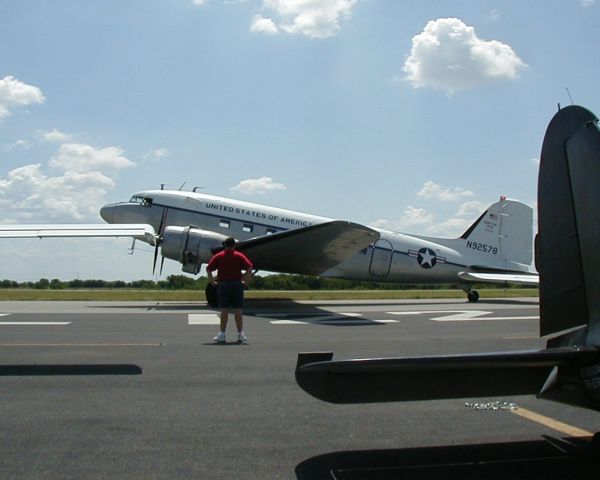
[205,283,219,308]
[467,290,480,303]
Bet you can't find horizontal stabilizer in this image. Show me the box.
[295,348,599,404]
[0,224,157,245]
[458,271,539,285]
[236,221,380,275]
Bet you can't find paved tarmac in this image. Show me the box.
[1,298,599,479]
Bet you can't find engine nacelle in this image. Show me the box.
[161,226,228,274]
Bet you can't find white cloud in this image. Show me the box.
[488,9,501,21]
[254,0,357,38]
[403,18,526,93]
[0,76,45,119]
[425,217,471,237]
[230,176,286,195]
[49,143,135,173]
[0,163,115,221]
[192,0,208,6]
[3,139,31,152]
[250,14,279,34]
[371,206,434,232]
[142,148,169,163]
[456,200,487,217]
[582,0,595,7]
[39,129,73,143]
[0,143,135,221]
[417,180,474,202]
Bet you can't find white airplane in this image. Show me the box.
[294,105,600,452]
[1,188,537,302]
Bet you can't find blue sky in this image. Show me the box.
[1,0,598,281]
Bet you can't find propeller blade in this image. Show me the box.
[158,208,168,235]
[153,244,160,274]
[159,256,166,276]
[152,208,168,274]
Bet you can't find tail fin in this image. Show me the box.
[538,105,600,340]
[457,198,533,270]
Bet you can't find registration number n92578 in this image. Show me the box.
[466,241,498,255]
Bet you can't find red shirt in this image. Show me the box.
[206,249,253,281]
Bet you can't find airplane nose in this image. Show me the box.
[100,204,115,223]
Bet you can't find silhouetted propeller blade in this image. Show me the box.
[153,244,160,274]
[152,207,168,275]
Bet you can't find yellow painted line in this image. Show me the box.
[511,407,593,438]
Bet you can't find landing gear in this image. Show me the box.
[459,285,480,302]
[467,290,480,303]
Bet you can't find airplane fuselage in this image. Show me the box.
[100,189,525,285]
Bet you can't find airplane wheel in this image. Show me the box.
[467,290,479,303]
[205,283,219,308]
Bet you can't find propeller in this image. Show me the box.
[152,208,169,275]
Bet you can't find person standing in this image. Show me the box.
[206,237,253,343]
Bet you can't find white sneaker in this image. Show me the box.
[214,331,226,343]
[237,332,247,343]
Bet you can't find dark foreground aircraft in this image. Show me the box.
[295,105,600,453]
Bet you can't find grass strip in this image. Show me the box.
[0,288,538,302]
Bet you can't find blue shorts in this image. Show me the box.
[217,280,244,309]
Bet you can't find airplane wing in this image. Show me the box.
[295,348,600,404]
[0,224,157,245]
[235,220,380,275]
[458,271,539,285]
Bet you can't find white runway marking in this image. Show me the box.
[259,312,362,318]
[0,322,71,325]
[270,313,397,325]
[387,310,539,321]
[270,320,397,325]
[189,309,538,326]
[188,313,220,325]
[0,313,71,325]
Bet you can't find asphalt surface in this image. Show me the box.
[1,298,599,479]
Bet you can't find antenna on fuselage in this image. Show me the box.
[160,184,165,190]
[565,87,574,105]
[178,182,186,191]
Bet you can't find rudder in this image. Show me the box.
[460,198,533,270]
[538,105,600,339]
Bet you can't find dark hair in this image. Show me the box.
[222,237,236,248]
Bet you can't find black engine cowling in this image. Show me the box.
[161,226,228,274]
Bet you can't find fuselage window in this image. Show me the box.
[130,196,143,204]
[220,219,231,229]
[242,224,254,233]
[266,228,276,235]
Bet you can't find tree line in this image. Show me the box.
[0,274,534,291]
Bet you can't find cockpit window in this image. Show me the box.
[130,196,152,206]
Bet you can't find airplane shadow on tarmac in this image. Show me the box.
[90,297,538,312]
[0,364,142,376]
[295,437,599,479]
